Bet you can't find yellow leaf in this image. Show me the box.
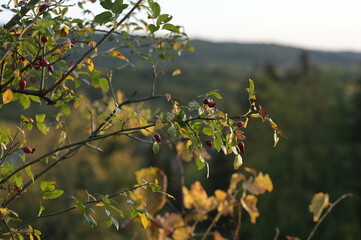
[172,226,192,240]
[83,27,94,33]
[95,203,105,207]
[214,190,227,202]
[110,51,128,61]
[309,192,329,222]
[241,195,259,224]
[13,0,18,6]
[65,76,74,81]
[61,27,69,37]
[2,89,13,104]
[172,69,181,76]
[88,40,96,48]
[139,213,148,229]
[214,231,229,240]
[86,59,94,72]
[254,172,273,193]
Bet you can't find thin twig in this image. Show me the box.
[200,210,223,240]
[12,184,148,230]
[306,193,353,240]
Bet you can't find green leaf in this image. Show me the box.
[61,104,70,115]
[195,156,206,170]
[213,133,223,152]
[36,122,48,135]
[167,125,180,140]
[37,204,45,217]
[43,189,64,199]
[148,0,160,18]
[99,78,109,92]
[202,127,214,136]
[35,114,46,123]
[152,141,159,154]
[100,0,112,10]
[206,91,223,99]
[156,14,172,26]
[246,79,255,99]
[112,0,127,14]
[109,205,124,218]
[162,23,180,33]
[94,11,113,24]
[148,24,159,33]
[40,181,56,192]
[19,94,31,109]
[25,166,34,182]
[105,216,113,228]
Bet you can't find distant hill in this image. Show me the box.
[174,40,361,70]
[93,38,361,74]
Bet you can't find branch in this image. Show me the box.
[12,183,148,231]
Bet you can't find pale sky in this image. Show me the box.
[159,0,361,52]
[2,0,360,52]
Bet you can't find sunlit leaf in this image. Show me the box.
[233,154,243,169]
[152,141,159,154]
[172,69,181,76]
[86,59,94,72]
[309,192,329,222]
[139,212,148,228]
[2,89,13,104]
[110,51,128,61]
[241,194,259,224]
[246,79,255,99]
[214,231,229,240]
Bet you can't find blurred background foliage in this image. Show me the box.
[1,38,360,239]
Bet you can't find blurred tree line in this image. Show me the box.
[1,40,360,239]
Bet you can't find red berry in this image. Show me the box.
[10,29,18,35]
[34,64,41,70]
[154,133,161,142]
[23,146,34,154]
[205,139,212,148]
[207,101,216,108]
[237,141,245,153]
[237,121,245,128]
[16,187,23,192]
[203,98,210,104]
[20,55,26,61]
[39,59,49,66]
[47,65,54,73]
[41,36,48,43]
[19,79,26,91]
[28,118,34,124]
[39,4,48,12]
[71,39,78,46]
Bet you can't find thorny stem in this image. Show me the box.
[306,193,353,240]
